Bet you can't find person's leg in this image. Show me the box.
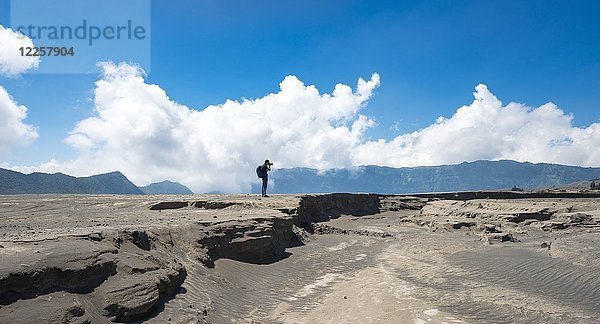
[262,176,268,197]
[262,176,268,196]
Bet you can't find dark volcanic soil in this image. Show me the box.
[1,193,600,323]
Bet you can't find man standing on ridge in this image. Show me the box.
[258,159,273,197]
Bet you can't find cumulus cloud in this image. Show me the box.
[353,84,600,167]
[0,86,38,152]
[0,25,40,77]
[49,62,380,192]
[14,62,600,193]
[0,25,39,152]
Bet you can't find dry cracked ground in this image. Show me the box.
[1,193,600,323]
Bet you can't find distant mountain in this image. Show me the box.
[254,160,600,194]
[139,180,194,194]
[0,168,144,194]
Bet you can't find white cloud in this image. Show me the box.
[0,25,39,152]
[37,62,380,193]
[12,62,600,193]
[0,86,38,152]
[352,84,600,167]
[0,25,39,77]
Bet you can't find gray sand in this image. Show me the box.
[1,194,600,323]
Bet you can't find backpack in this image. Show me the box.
[256,165,265,178]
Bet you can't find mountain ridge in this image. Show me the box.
[259,160,600,194]
[139,180,194,194]
[0,168,143,195]
[3,160,600,195]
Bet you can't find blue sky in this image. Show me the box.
[0,0,599,191]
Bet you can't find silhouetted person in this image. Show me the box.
[260,159,273,197]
